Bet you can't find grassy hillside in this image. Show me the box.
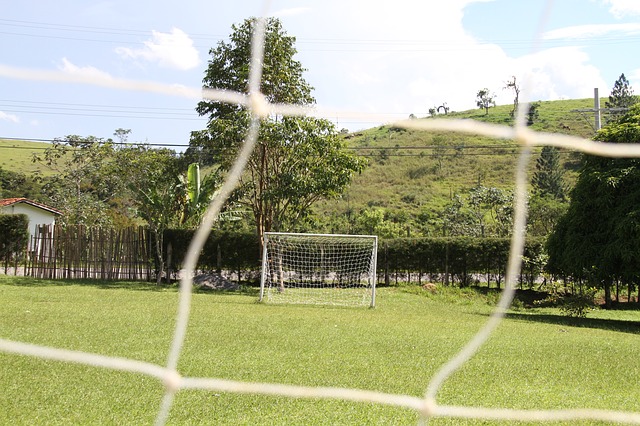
[315,98,600,231]
[1,98,602,231]
[0,139,53,176]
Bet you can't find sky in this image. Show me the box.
[1,0,640,150]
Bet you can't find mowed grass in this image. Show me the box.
[0,276,639,425]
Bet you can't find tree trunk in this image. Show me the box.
[154,228,164,285]
[603,280,612,309]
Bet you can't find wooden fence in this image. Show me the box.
[26,225,153,280]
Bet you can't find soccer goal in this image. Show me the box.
[259,232,378,307]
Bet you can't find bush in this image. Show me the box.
[534,287,598,318]
[0,214,29,266]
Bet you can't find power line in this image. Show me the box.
[0,137,578,158]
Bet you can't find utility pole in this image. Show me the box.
[572,87,628,133]
[571,88,603,132]
[594,87,601,131]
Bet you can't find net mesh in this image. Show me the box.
[2,1,640,424]
[260,233,377,307]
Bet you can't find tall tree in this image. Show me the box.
[475,88,496,115]
[547,103,640,307]
[188,17,364,243]
[116,146,184,284]
[606,73,637,121]
[532,146,567,201]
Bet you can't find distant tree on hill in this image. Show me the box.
[476,88,496,115]
[532,146,567,201]
[0,166,41,200]
[606,73,638,121]
[32,135,122,227]
[527,102,541,126]
[504,76,520,118]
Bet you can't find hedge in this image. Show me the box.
[162,229,545,287]
[0,214,29,270]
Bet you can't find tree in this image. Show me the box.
[188,17,365,244]
[0,166,41,200]
[116,146,184,284]
[476,88,496,115]
[32,135,122,227]
[467,185,513,237]
[504,76,520,118]
[113,128,132,143]
[527,101,541,126]
[179,163,223,227]
[605,73,637,121]
[532,146,567,201]
[547,104,640,307]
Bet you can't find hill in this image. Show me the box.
[314,98,602,234]
[0,139,54,176]
[1,98,602,234]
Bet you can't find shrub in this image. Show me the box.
[0,214,29,266]
[534,287,597,318]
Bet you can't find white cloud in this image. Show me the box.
[603,0,640,18]
[516,47,607,101]
[58,57,114,80]
[116,28,200,71]
[0,111,19,123]
[273,7,310,17]
[543,23,640,40]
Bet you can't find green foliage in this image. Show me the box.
[535,287,598,318]
[438,185,513,237]
[353,208,405,238]
[532,146,568,200]
[190,17,364,240]
[547,104,640,307]
[475,88,496,115]
[32,135,122,227]
[0,214,29,265]
[179,163,222,227]
[527,101,541,125]
[115,146,185,283]
[605,73,638,121]
[163,228,260,273]
[0,166,41,200]
[527,194,568,237]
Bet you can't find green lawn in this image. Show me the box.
[0,276,638,425]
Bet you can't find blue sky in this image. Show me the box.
[1,0,639,149]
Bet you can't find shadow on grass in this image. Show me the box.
[505,312,640,335]
[0,275,259,297]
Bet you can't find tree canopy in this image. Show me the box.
[532,146,567,201]
[605,73,637,118]
[188,17,365,241]
[547,103,640,306]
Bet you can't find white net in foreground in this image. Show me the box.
[3,2,640,425]
[260,232,378,307]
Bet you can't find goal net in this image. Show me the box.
[260,232,378,307]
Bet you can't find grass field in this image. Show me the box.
[1,276,639,425]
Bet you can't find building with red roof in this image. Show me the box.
[0,198,62,236]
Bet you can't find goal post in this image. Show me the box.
[259,232,378,307]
